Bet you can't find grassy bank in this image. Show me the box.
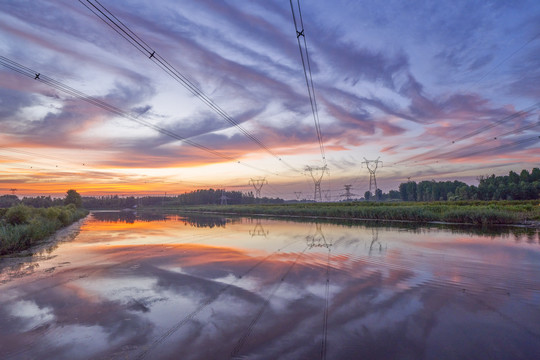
[0,204,88,256]
[169,200,540,226]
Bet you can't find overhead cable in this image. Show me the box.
[289,0,327,166]
[79,0,300,174]
[395,103,540,165]
[0,55,276,176]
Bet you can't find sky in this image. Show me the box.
[1,0,539,199]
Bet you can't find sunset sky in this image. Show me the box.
[1,0,539,199]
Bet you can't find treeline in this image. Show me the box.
[397,168,540,201]
[0,189,83,208]
[0,195,65,208]
[81,189,285,209]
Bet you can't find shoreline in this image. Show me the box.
[0,216,88,262]
[165,208,540,229]
[138,201,540,229]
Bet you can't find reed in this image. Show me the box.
[178,200,538,226]
[0,204,88,255]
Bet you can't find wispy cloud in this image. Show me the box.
[0,0,538,195]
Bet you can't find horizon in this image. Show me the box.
[1,1,539,200]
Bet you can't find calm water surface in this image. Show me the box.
[1,211,539,359]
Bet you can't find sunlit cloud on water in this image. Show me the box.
[1,212,539,359]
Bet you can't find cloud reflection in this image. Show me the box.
[1,215,540,359]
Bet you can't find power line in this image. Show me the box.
[461,29,540,94]
[410,134,539,168]
[453,135,539,160]
[452,103,539,144]
[79,0,301,174]
[395,26,540,167]
[0,55,277,176]
[395,103,540,165]
[289,0,326,166]
[420,116,540,163]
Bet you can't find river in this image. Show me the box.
[1,211,539,359]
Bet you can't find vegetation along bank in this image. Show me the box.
[177,201,540,227]
[0,190,88,256]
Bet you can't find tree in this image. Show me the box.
[375,188,383,201]
[406,181,417,201]
[531,168,540,182]
[456,185,469,200]
[364,191,371,201]
[508,171,520,184]
[0,195,20,208]
[399,183,408,201]
[65,189,82,208]
[388,190,401,200]
[520,169,530,182]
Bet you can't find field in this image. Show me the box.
[171,200,540,227]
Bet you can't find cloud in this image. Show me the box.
[0,87,35,119]
[1,0,539,194]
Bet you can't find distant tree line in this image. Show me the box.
[80,189,284,209]
[171,189,284,206]
[2,169,538,208]
[0,190,82,208]
[364,189,401,201]
[396,168,540,201]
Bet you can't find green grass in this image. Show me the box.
[0,204,88,256]
[167,200,540,226]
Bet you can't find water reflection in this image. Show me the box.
[367,228,386,255]
[249,219,269,238]
[306,223,331,249]
[0,212,539,360]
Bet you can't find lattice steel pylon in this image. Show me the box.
[361,157,383,196]
[220,189,228,205]
[323,189,331,202]
[294,191,303,201]
[340,184,356,201]
[249,177,267,199]
[304,165,328,202]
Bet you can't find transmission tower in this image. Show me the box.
[249,177,267,199]
[304,165,328,202]
[340,185,356,201]
[323,190,332,202]
[10,188,17,195]
[361,157,383,196]
[294,191,303,201]
[220,189,228,205]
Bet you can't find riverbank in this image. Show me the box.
[163,200,540,227]
[0,205,89,256]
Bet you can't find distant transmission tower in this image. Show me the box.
[10,188,17,195]
[249,177,267,199]
[340,185,356,201]
[304,165,328,202]
[294,191,303,200]
[323,190,331,202]
[361,157,383,196]
[220,189,228,205]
